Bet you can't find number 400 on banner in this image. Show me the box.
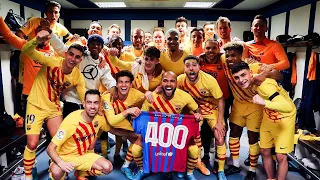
[145,122,189,149]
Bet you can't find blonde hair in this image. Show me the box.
[107,24,121,34]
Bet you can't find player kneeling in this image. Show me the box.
[47,90,137,179]
[231,62,296,180]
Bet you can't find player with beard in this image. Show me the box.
[124,28,145,58]
[175,16,192,51]
[198,39,231,173]
[21,30,86,180]
[159,29,191,76]
[215,17,241,52]
[222,42,283,180]
[203,22,216,41]
[131,71,203,180]
[177,55,227,179]
[231,62,295,180]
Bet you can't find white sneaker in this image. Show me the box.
[209,138,215,153]
[11,166,25,180]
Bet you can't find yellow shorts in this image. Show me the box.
[200,111,224,130]
[110,119,134,131]
[59,153,103,171]
[25,102,61,135]
[229,100,263,132]
[260,116,295,154]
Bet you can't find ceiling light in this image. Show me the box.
[184,2,216,8]
[95,2,126,8]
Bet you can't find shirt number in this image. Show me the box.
[145,122,189,149]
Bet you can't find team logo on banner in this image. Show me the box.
[56,130,65,140]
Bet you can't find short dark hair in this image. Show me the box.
[253,14,268,26]
[68,43,85,55]
[85,89,101,100]
[230,62,250,74]
[175,16,188,25]
[184,55,200,63]
[190,27,205,38]
[223,42,244,54]
[90,21,102,29]
[46,1,61,11]
[115,70,134,83]
[145,46,160,59]
[108,36,124,48]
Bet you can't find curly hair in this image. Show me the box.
[223,42,244,53]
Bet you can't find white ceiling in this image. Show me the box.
[232,0,280,10]
[58,0,280,9]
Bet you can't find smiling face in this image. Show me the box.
[64,48,83,70]
[166,32,180,52]
[232,69,253,89]
[191,30,204,48]
[251,19,267,38]
[204,24,215,39]
[204,41,219,60]
[161,72,177,100]
[83,94,100,118]
[153,30,165,48]
[117,76,132,97]
[108,27,120,38]
[225,49,242,68]
[184,59,200,83]
[217,22,231,40]
[45,6,60,24]
[131,29,144,50]
[88,41,103,58]
[88,23,102,36]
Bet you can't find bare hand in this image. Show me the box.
[252,94,266,106]
[98,55,106,69]
[214,121,226,138]
[145,91,154,103]
[69,34,80,43]
[194,113,203,122]
[245,57,258,64]
[259,63,274,73]
[36,30,51,43]
[57,161,75,173]
[109,48,119,56]
[251,72,267,86]
[110,87,118,103]
[126,107,141,117]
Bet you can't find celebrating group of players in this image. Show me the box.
[0,1,296,180]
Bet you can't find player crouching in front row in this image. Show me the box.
[46,89,140,180]
[231,62,296,180]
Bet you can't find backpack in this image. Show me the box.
[4,9,25,32]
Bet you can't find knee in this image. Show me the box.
[27,142,38,151]
[276,154,287,163]
[101,159,113,174]
[260,148,270,156]
[248,132,259,145]
[50,164,64,179]
[215,137,224,146]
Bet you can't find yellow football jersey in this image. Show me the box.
[22,38,86,111]
[177,70,223,116]
[141,88,198,114]
[220,55,259,103]
[101,88,145,126]
[52,110,110,156]
[253,78,296,121]
[159,49,191,76]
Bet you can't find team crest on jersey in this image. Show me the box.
[200,89,207,95]
[175,105,181,111]
[104,102,110,110]
[56,130,65,140]
[94,121,99,127]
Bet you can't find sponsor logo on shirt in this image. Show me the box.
[175,105,181,111]
[200,89,207,95]
[94,121,99,128]
[56,130,65,140]
[76,133,95,142]
[155,152,173,157]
